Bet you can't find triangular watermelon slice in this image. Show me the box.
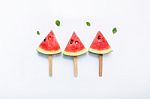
[89,31,112,54]
[37,30,61,54]
[63,32,87,56]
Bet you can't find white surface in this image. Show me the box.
[0,0,150,99]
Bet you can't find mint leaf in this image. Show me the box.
[37,31,40,35]
[112,27,117,34]
[55,20,60,26]
[86,22,91,26]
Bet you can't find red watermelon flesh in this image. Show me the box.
[89,31,112,54]
[37,30,61,54]
[63,32,87,56]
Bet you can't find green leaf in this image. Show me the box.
[112,27,117,34]
[37,31,40,35]
[55,20,60,26]
[86,22,91,26]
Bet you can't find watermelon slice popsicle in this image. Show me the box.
[89,31,112,77]
[63,32,87,77]
[37,30,61,77]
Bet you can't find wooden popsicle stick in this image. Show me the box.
[48,55,53,77]
[73,56,78,77]
[99,54,103,77]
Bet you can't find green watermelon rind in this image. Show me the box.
[63,48,87,56]
[37,47,61,55]
[89,48,112,54]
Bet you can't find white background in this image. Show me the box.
[0,0,150,99]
